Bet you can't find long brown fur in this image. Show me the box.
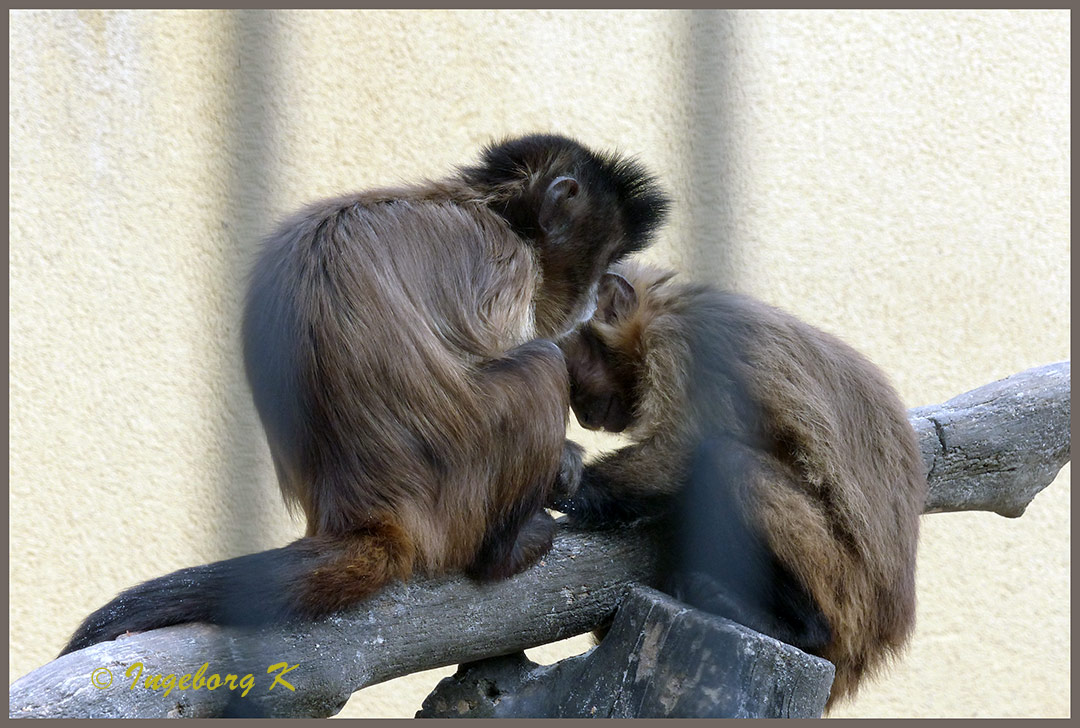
[60,135,669,656]
[556,260,926,709]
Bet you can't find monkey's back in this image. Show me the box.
[243,190,539,548]
[621,269,925,705]
[696,289,925,702]
[732,294,924,701]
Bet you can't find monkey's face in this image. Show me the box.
[561,327,638,433]
[526,154,668,338]
[462,135,670,338]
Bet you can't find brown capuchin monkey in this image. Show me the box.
[60,135,669,656]
[554,261,926,709]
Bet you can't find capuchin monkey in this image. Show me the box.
[60,134,670,656]
[554,261,926,709]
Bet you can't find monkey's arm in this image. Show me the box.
[551,435,687,527]
[467,339,580,580]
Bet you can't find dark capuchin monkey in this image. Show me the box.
[60,134,669,656]
[554,260,926,709]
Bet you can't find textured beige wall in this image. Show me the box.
[9,10,1069,718]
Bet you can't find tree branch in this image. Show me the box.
[911,361,1070,517]
[8,362,1069,718]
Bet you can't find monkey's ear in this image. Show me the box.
[596,272,637,324]
[538,176,581,235]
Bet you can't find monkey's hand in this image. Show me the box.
[548,440,585,505]
[550,485,620,529]
[551,462,675,529]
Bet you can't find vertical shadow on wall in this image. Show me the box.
[665,10,794,672]
[213,11,284,715]
[683,10,740,291]
[217,8,281,573]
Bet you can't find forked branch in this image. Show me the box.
[8,362,1069,718]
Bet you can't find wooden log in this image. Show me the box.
[417,585,835,718]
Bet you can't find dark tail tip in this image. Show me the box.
[57,547,297,657]
[58,529,408,657]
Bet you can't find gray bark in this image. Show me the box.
[10,524,667,719]
[911,361,1070,517]
[8,362,1070,719]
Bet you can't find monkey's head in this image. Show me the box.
[461,134,670,339]
[561,270,645,433]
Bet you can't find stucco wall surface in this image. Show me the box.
[9,10,1069,718]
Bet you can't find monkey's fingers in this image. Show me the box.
[550,440,586,503]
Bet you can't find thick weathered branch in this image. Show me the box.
[9,363,1069,718]
[11,523,667,719]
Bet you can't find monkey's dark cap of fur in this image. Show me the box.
[462,133,671,256]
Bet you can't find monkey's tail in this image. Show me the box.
[58,521,414,657]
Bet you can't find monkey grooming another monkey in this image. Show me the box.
[554,261,926,708]
[60,134,669,656]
